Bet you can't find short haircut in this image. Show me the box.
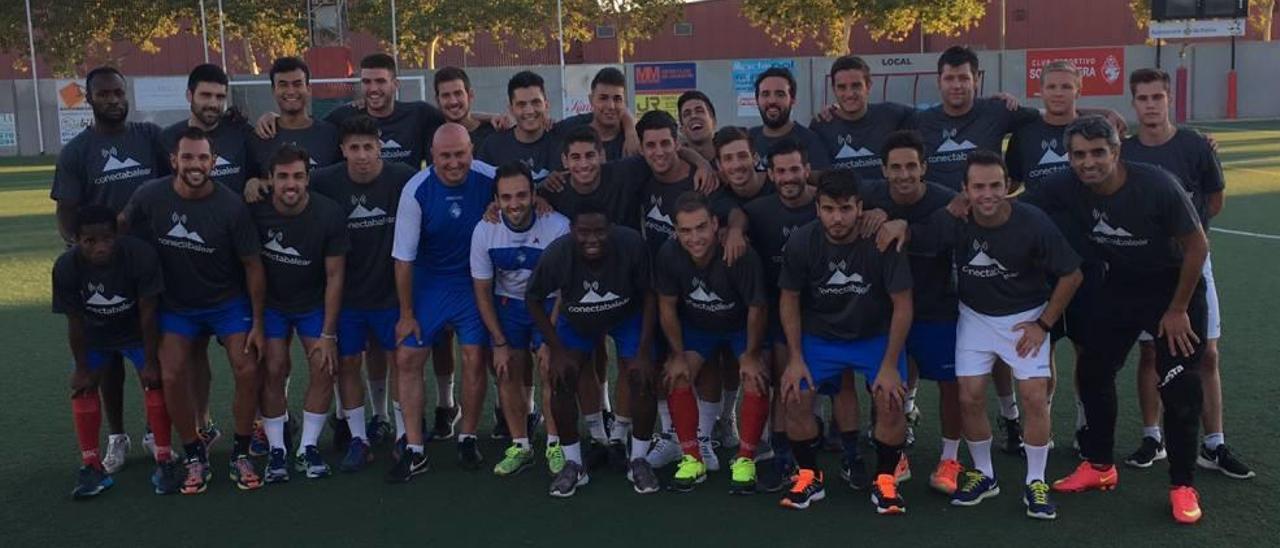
[677,90,717,120]
[880,129,926,165]
[636,110,678,141]
[433,66,471,94]
[591,67,626,90]
[1041,60,1081,84]
[754,66,796,97]
[674,191,711,218]
[571,200,609,225]
[712,126,750,156]
[1129,67,1171,95]
[495,161,535,195]
[187,63,228,92]
[937,45,980,76]
[339,114,380,142]
[816,169,861,201]
[175,126,216,155]
[561,125,602,155]
[829,55,871,83]
[269,56,310,86]
[963,149,1008,186]
[270,144,311,173]
[74,205,118,236]
[360,53,398,74]
[507,70,546,102]
[1064,115,1120,148]
[85,66,125,95]
[767,136,807,165]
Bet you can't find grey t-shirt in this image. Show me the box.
[555,113,626,161]
[160,119,263,195]
[912,98,1040,190]
[654,240,767,332]
[860,179,959,322]
[325,101,445,168]
[251,195,350,313]
[750,123,832,171]
[477,129,564,185]
[540,157,647,231]
[743,193,817,294]
[253,119,341,173]
[52,235,164,350]
[1121,129,1225,227]
[809,102,915,181]
[1006,118,1071,190]
[52,122,171,212]
[526,226,651,336]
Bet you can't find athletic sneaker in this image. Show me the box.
[871,474,907,515]
[493,445,534,477]
[1197,443,1255,479]
[840,453,870,490]
[780,469,825,510]
[670,455,707,492]
[1170,485,1203,524]
[1053,461,1118,492]
[367,416,392,446]
[895,452,912,483]
[627,458,660,494]
[229,454,264,490]
[331,416,352,453]
[71,466,113,499]
[458,437,484,470]
[151,460,183,495]
[102,433,130,475]
[142,428,158,460]
[1024,480,1058,520]
[386,450,429,483]
[697,436,720,472]
[340,438,372,473]
[713,415,739,449]
[180,456,210,495]
[298,445,332,479]
[951,470,1000,506]
[584,439,610,470]
[930,459,963,495]
[999,417,1024,455]
[249,420,269,457]
[199,423,222,451]
[491,407,510,440]
[729,457,756,495]
[756,456,793,494]
[392,435,408,462]
[606,440,628,473]
[265,448,290,484]
[645,434,682,469]
[549,460,589,498]
[432,405,460,441]
[545,442,566,475]
[1124,436,1167,468]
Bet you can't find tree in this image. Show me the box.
[350,0,532,69]
[1130,0,1275,41]
[207,0,310,75]
[570,0,683,63]
[741,0,987,56]
[1,0,185,76]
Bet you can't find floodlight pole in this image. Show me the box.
[557,0,567,116]
[217,0,228,70]
[390,0,399,65]
[24,0,45,154]
[199,0,211,63]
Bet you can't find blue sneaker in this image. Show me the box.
[951,470,1000,506]
[367,416,392,446]
[295,445,332,479]
[341,438,373,473]
[72,465,114,499]
[265,448,290,484]
[249,421,270,457]
[152,460,184,495]
[1024,480,1058,520]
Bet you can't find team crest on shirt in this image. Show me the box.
[83,282,133,315]
[1089,209,1147,247]
[961,239,1016,279]
[159,212,215,253]
[95,146,151,185]
[567,279,627,314]
[644,196,674,239]
[380,139,411,160]
[347,194,393,229]
[210,155,242,178]
[449,202,463,219]
[832,135,879,170]
[686,277,734,313]
[263,228,310,265]
[929,128,976,165]
[820,259,869,295]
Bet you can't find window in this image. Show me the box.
[674,22,693,36]
[596,25,616,39]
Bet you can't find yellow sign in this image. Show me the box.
[634,94,680,118]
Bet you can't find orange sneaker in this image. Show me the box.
[895,453,912,483]
[1170,486,1202,524]
[930,459,963,494]
[1053,461,1118,493]
[872,473,907,514]
[780,468,825,510]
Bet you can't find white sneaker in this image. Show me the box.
[698,436,720,472]
[645,434,682,469]
[102,433,131,474]
[713,415,740,450]
[142,430,158,459]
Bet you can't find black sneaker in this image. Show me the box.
[331,416,352,453]
[1123,436,1167,468]
[386,449,429,483]
[756,456,793,494]
[432,406,460,441]
[491,407,511,440]
[72,465,114,499]
[458,437,484,470]
[780,469,825,509]
[606,439,629,473]
[526,412,543,440]
[584,439,610,470]
[840,453,871,490]
[999,417,1024,455]
[1197,443,1255,479]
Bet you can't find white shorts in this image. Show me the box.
[1138,253,1220,342]
[955,303,1052,380]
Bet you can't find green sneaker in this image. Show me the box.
[729,456,756,495]
[670,454,706,492]
[546,442,566,475]
[493,444,534,477]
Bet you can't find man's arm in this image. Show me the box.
[621,109,641,157]
[138,295,161,388]
[66,314,94,394]
[657,294,684,354]
[56,202,78,245]
[677,147,718,195]
[394,260,420,345]
[1206,191,1224,219]
[722,207,749,264]
[241,255,267,357]
[1162,227,1209,357]
[873,289,914,408]
[321,255,346,334]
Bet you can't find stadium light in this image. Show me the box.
[23,0,44,154]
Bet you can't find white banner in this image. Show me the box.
[0,112,15,148]
[134,76,190,111]
[1150,18,1246,39]
[56,79,93,144]
[562,64,621,119]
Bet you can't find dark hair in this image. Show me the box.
[937,45,980,76]
[1063,115,1120,149]
[269,56,310,87]
[571,201,609,225]
[677,90,717,120]
[591,67,626,90]
[636,110,678,141]
[816,169,861,201]
[880,130,926,165]
[829,55,871,83]
[674,191,710,217]
[434,66,471,94]
[174,126,216,155]
[754,66,796,98]
[85,66,125,95]
[712,126,750,156]
[187,63,228,92]
[507,71,546,102]
[1129,67,1171,95]
[963,150,1009,187]
[360,53,398,74]
[767,137,807,165]
[495,161,535,195]
[74,205,118,236]
[270,144,311,174]
[339,114,380,142]
[561,125,602,155]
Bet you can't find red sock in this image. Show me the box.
[144,389,173,462]
[737,390,769,459]
[71,393,103,468]
[668,386,700,459]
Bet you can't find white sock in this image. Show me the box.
[1143,426,1163,443]
[298,411,328,455]
[334,386,346,419]
[600,380,613,413]
[1074,398,1087,430]
[408,443,424,455]
[941,437,960,461]
[1203,432,1224,450]
[563,442,582,465]
[458,433,476,442]
[548,434,561,445]
[393,401,406,438]
[526,385,536,414]
[998,394,1020,420]
[1025,443,1049,484]
[904,386,918,414]
[369,377,388,418]
[696,397,720,438]
[630,436,651,461]
[345,406,368,442]
[610,416,632,442]
[967,437,995,478]
[437,374,456,409]
[658,399,673,434]
[514,437,531,450]
[720,388,738,420]
[263,414,287,450]
[584,412,608,443]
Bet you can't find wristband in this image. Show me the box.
[494,341,509,348]
[320,333,337,341]
[1035,318,1052,332]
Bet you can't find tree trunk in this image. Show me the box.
[616,38,625,64]
[840,18,854,55]
[429,36,441,70]
[242,38,260,75]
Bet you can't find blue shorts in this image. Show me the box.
[264,307,324,340]
[402,283,489,348]
[498,296,552,350]
[84,347,146,372]
[683,326,747,361]
[557,313,644,360]
[337,307,399,357]
[905,320,957,382]
[160,296,252,339]
[800,333,909,392]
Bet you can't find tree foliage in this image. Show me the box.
[741,0,987,56]
[207,0,311,75]
[1130,0,1275,41]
